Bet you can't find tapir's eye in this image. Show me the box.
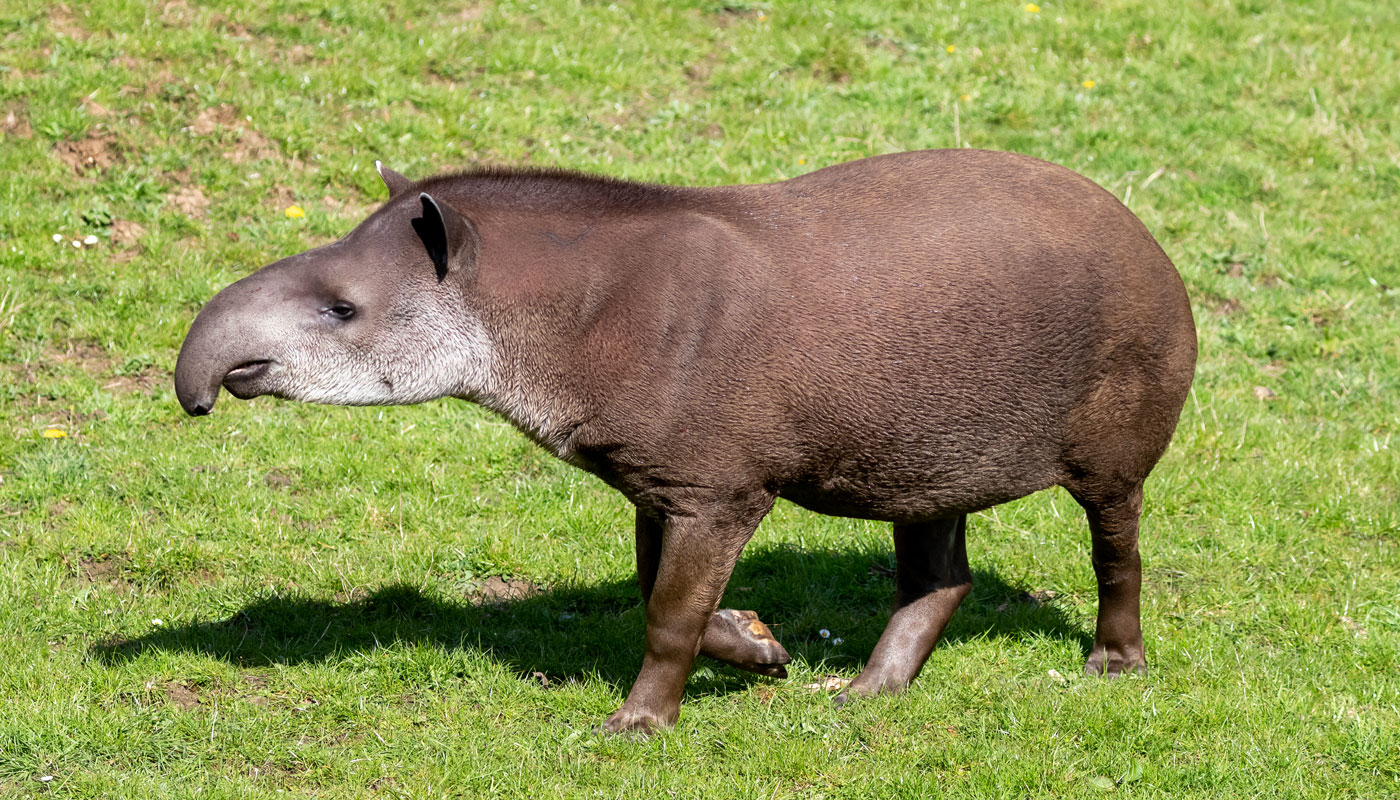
[325,301,356,320]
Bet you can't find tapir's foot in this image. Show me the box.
[600,705,674,737]
[1084,642,1147,677]
[700,609,791,678]
[832,673,906,708]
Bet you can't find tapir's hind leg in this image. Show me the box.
[1070,482,1148,676]
[634,509,790,678]
[836,515,972,705]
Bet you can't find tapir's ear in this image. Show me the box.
[375,160,414,198]
[412,192,476,282]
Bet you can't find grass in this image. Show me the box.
[1,0,1397,796]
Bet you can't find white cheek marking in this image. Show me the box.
[272,307,498,408]
[264,302,573,456]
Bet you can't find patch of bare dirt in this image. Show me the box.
[55,341,115,374]
[2,108,33,139]
[709,5,764,27]
[271,184,299,209]
[181,102,280,165]
[11,341,166,398]
[110,219,146,248]
[167,186,209,218]
[50,4,90,39]
[159,0,192,27]
[225,126,278,164]
[81,96,111,118]
[103,368,164,393]
[274,511,329,532]
[241,673,271,706]
[321,193,374,221]
[279,43,316,64]
[206,12,250,37]
[996,589,1057,613]
[331,585,367,604]
[190,103,239,135]
[165,682,201,710]
[263,469,295,490]
[77,554,133,588]
[474,576,542,604]
[54,133,117,174]
[684,49,724,84]
[1207,296,1243,316]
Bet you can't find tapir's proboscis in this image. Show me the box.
[175,150,1196,734]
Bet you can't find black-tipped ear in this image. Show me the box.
[376,160,414,198]
[412,192,475,282]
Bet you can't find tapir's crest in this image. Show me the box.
[177,150,1196,734]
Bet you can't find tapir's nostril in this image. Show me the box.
[191,403,211,416]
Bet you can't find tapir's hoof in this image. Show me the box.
[833,676,903,708]
[1084,644,1147,677]
[600,706,673,737]
[701,609,791,678]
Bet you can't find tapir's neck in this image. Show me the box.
[459,206,682,458]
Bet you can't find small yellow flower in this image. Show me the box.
[1025,3,1040,12]
[798,157,806,165]
[1081,79,1096,89]
[960,93,972,102]
[42,428,67,439]
[284,205,305,219]
[946,44,956,53]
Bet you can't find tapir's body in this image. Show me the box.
[176,149,1196,734]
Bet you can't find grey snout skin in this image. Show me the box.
[174,277,277,417]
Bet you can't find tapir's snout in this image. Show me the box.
[174,273,284,417]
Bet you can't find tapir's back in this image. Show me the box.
[689,150,1195,521]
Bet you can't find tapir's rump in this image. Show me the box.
[176,149,1196,734]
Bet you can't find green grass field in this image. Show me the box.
[2,0,1397,796]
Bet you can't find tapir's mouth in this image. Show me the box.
[223,359,275,398]
[226,359,273,380]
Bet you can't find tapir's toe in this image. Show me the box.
[600,706,673,737]
[1084,643,1147,677]
[700,609,791,679]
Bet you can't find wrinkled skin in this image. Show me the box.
[176,151,1196,735]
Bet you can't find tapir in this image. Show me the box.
[175,149,1196,734]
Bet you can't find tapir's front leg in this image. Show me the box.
[603,498,771,735]
[634,509,790,678]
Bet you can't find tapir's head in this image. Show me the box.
[174,164,492,416]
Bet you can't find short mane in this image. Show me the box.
[412,165,699,214]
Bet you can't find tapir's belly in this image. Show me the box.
[772,436,1063,524]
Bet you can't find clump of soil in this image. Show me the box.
[2,109,34,139]
[54,133,117,174]
[475,576,542,604]
[167,186,209,218]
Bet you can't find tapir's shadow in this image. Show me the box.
[91,544,1093,692]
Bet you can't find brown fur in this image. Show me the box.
[176,149,1197,735]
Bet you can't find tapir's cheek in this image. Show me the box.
[275,351,397,406]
